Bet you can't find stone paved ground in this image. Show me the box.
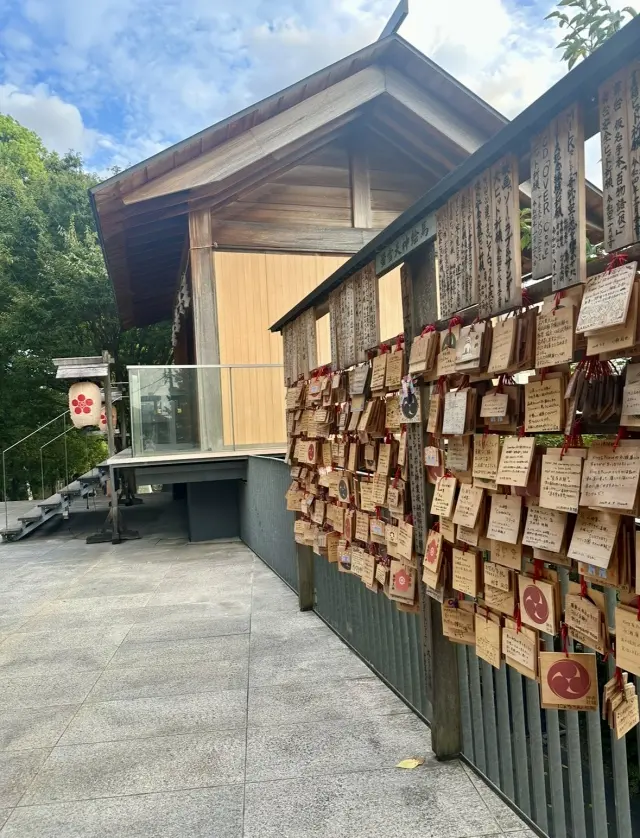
[0,493,533,837]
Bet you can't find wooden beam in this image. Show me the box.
[401,248,461,760]
[349,145,372,228]
[212,221,383,253]
[384,67,487,156]
[189,210,223,450]
[368,123,443,181]
[124,67,386,204]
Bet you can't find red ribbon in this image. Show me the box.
[552,291,564,313]
[421,324,436,336]
[613,427,627,452]
[522,287,533,307]
[379,343,391,354]
[448,315,462,333]
[561,623,569,657]
[615,666,625,690]
[607,252,629,272]
[482,425,490,445]
[517,425,526,440]
[515,604,522,633]
[533,559,543,582]
[580,575,588,598]
[392,466,402,489]
[395,334,405,351]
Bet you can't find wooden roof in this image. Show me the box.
[90,35,526,328]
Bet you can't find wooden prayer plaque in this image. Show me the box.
[539,652,598,711]
[496,437,536,488]
[486,494,522,545]
[519,578,557,635]
[475,613,502,669]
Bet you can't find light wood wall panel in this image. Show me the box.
[379,267,403,341]
[214,251,345,444]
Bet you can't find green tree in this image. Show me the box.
[547,0,637,68]
[0,115,171,501]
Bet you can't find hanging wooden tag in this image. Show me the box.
[440,517,456,544]
[372,473,388,507]
[397,521,413,562]
[484,583,516,617]
[452,548,480,598]
[484,561,511,593]
[576,262,637,333]
[456,324,485,373]
[442,600,476,645]
[361,552,376,588]
[388,560,416,603]
[565,593,606,654]
[614,605,640,677]
[355,511,370,544]
[539,454,582,513]
[539,652,599,711]
[457,520,482,547]
[486,494,522,545]
[442,390,469,436]
[568,508,620,569]
[370,517,386,544]
[409,334,429,374]
[359,480,376,513]
[522,507,567,554]
[436,327,460,377]
[431,475,457,518]
[503,620,538,679]
[376,443,392,476]
[386,350,404,391]
[370,354,387,393]
[426,392,442,435]
[496,437,536,487]
[519,578,558,635]
[375,561,388,587]
[446,436,470,473]
[524,378,564,433]
[535,304,575,369]
[424,446,441,467]
[453,485,484,529]
[580,442,640,512]
[473,434,500,484]
[424,529,444,578]
[488,317,517,374]
[475,610,502,669]
[480,392,509,420]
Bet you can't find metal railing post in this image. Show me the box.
[63,414,69,489]
[228,368,236,451]
[2,409,69,531]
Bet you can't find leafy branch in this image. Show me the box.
[546,0,637,69]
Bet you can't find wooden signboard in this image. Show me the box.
[452,548,480,597]
[539,454,582,514]
[576,262,636,334]
[519,578,557,635]
[568,508,620,569]
[473,434,500,483]
[600,68,634,251]
[473,168,494,318]
[615,606,640,677]
[550,104,586,292]
[486,494,522,545]
[475,612,502,669]
[437,186,477,317]
[629,61,640,247]
[522,506,567,553]
[489,154,522,314]
[496,436,536,487]
[353,262,379,363]
[530,125,552,280]
[442,601,476,645]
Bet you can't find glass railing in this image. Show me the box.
[128,365,286,457]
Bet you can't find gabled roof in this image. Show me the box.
[91,34,514,327]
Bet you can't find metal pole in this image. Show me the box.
[63,414,69,489]
[103,352,116,458]
[40,449,45,501]
[2,451,7,531]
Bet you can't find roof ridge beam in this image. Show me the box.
[123,66,387,205]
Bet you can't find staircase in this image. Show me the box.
[1,465,108,542]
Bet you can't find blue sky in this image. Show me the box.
[0,0,623,176]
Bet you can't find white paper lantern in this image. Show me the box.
[69,382,101,428]
[100,405,118,432]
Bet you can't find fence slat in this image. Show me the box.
[495,663,515,799]
[605,589,633,838]
[509,667,532,818]
[457,645,475,761]
[525,677,549,834]
[544,634,567,838]
[468,652,487,774]
[480,660,500,786]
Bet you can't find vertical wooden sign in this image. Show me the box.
[354,262,380,362]
[329,288,340,370]
[302,308,317,375]
[491,154,522,313]
[530,126,552,280]
[282,321,295,385]
[551,104,586,291]
[296,312,309,377]
[627,61,640,247]
[460,186,477,312]
[436,203,454,318]
[338,278,356,369]
[473,169,494,317]
[600,70,633,251]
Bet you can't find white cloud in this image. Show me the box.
[0,83,100,157]
[0,0,633,177]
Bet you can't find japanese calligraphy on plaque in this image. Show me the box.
[600,70,633,251]
[530,126,552,280]
[436,186,477,317]
[353,262,380,364]
[490,154,522,314]
[629,62,640,247]
[550,104,586,291]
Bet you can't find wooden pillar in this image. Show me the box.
[296,544,314,611]
[188,210,224,450]
[402,243,462,760]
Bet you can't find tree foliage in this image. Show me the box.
[0,115,171,500]
[547,0,637,69]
